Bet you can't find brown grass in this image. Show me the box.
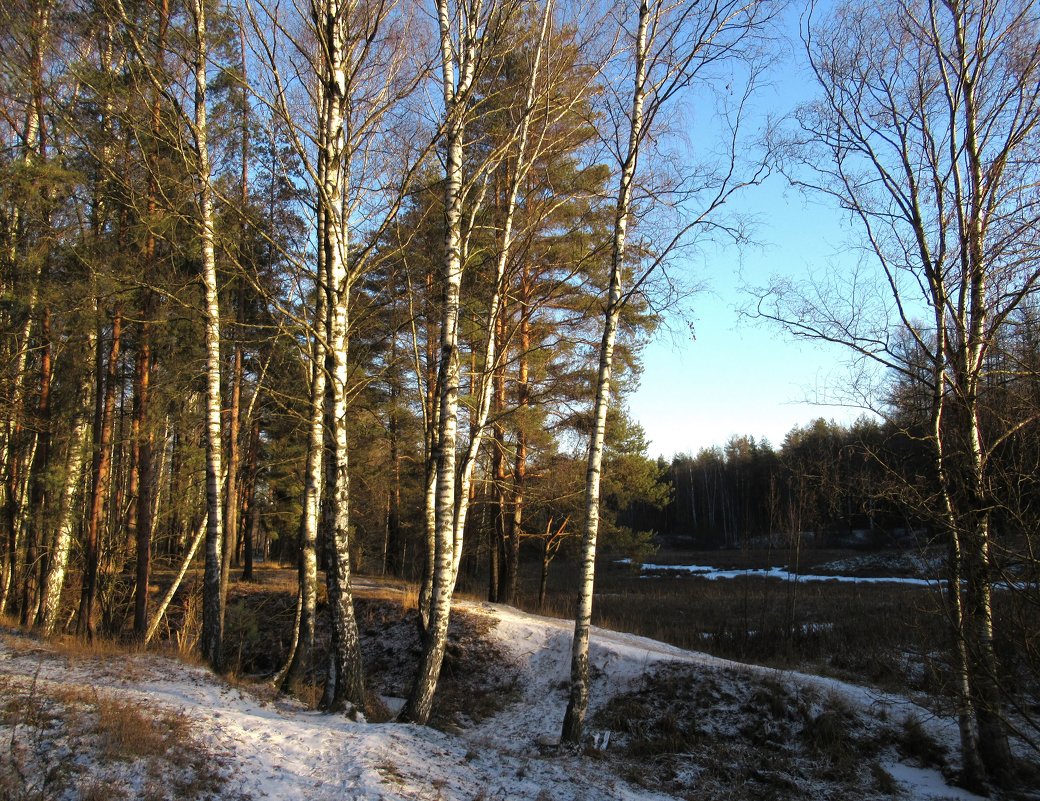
[94,697,187,761]
[593,662,902,800]
[0,641,228,801]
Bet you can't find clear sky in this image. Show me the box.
[628,183,873,459]
[628,4,879,459]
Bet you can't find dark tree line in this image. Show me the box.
[652,418,915,550]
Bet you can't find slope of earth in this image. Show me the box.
[0,592,1004,801]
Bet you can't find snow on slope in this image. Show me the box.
[0,598,987,801]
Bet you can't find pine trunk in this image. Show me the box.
[133,305,154,636]
[504,269,530,606]
[79,310,122,640]
[241,418,259,581]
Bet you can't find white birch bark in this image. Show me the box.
[0,1,50,617]
[315,0,366,712]
[561,0,650,745]
[449,0,554,582]
[403,0,476,724]
[281,251,326,692]
[406,0,555,724]
[144,516,206,646]
[37,335,95,635]
[192,0,226,670]
[947,4,1013,774]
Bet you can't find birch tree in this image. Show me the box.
[0,0,54,618]
[562,0,773,743]
[314,0,365,711]
[188,0,227,670]
[756,0,1040,784]
[403,0,601,724]
[246,0,426,706]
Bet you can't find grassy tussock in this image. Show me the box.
[593,662,943,800]
[0,648,228,801]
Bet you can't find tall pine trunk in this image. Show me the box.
[503,268,530,606]
[79,309,122,640]
[133,300,154,636]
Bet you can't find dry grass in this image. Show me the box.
[94,697,188,761]
[592,662,918,800]
[0,645,229,801]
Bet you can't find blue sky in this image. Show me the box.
[629,182,872,458]
[628,4,879,459]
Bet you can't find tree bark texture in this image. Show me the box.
[79,309,122,639]
[316,0,366,712]
[194,0,226,670]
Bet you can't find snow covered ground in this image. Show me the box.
[0,596,990,801]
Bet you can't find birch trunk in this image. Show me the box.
[407,0,551,722]
[315,0,366,712]
[133,301,155,636]
[562,0,649,745]
[281,261,326,693]
[0,1,50,618]
[144,517,206,646]
[193,0,226,670]
[38,332,95,634]
[953,8,1013,772]
[403,0,469,719]
[418,266,440,635]
[930,333,985,788]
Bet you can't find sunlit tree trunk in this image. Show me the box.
[407,0,550,723]
[562,0,648,745]
[37,327,94,633]
[144,517,206,646]
[404,0,474,724]
[281,247,326,693]
[489,307,506,603]
[0,0,51,618]
[193,0,226,670]
[315,0,365,712]
[503,267,530,606]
